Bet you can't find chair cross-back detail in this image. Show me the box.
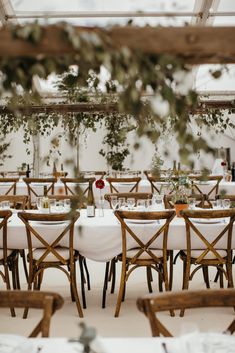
[190,175,223,199]
[0,178,19,195]
[106,177,141,193]
[114,209,175,317]
[0,290,64,337]
[60,177,95,207]
[144,171,174,195]
[18,211,83,318]
[23,178,56,208]
[180,209,235,316]
[137,289,235,337]
[0,195,28,210]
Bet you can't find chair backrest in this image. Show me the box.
[104,192,153,208]
[23,178,57,208]
[114,210,175,266]
[0,210,12,264]
[0,290,64,337]
[144,172,173,194]
[190,175,223,199]
[0,178,19,195]
[163,194,206,209]
[106,177,141,193]
[18,211,80,267]
[181,208,235,264]
[0,195,28,209]
[60,177,95,206]
[137,289,235,336]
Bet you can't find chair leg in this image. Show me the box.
[115,262,127,317]
[214,270,220,283]
[110,258,116,294]
[78,256,87,309]
[83,258,91,291]
[102,262,110,308]
[173,251,180,264]
[202,266,210,289]
[70,262,83,317]
[180,259,190,317]
[20,250,29,282]
[146,267,153,293]
[169,251,174,291]
[4,263,16,317]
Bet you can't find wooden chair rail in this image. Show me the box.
[137,289,235,336]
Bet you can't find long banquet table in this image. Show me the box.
[1,209,234,263]
[0,179,235,207]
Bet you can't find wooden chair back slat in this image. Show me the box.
[137,289,235,336]
[0,290,63,337]
[106,177,141,193]
[190,175,223,199]
[0,195,28,209]
[0,178,19,195]
[60,177,95,207]
[23,178,57,208]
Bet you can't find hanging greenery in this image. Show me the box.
[0,22,234,168]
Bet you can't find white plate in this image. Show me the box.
[126,219,159,224]
[35,221,67,225]
[193,218,224,224]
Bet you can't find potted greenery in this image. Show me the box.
[171,176,191,217]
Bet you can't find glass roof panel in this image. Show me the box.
[213,0,235,26]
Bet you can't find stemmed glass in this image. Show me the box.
[222,199,231,209]
[110,196,118,210]
[127,198,135,210]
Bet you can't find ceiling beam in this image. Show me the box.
[0,100,234,115]
[0,25,235,64]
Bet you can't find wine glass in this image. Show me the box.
[110,196,118,210]
[36,197,43,211]
[118,198,126,210]
[127,198,135,210]
[188,198,196,210]
[222,199,231,209]
[63,199,71,212]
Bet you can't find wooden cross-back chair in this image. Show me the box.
[18,211,83,318]
[144,171,173,195]
[0,210,19,317]
[0,178,19,195]
[104,192,153,209]
[0,290,64,337]
[106,177,141,193]
[0,196,29,290]
[60,177,95,207]
[114,209,175,317]
[23,178,56,208]
[0,195,28,210]
[137,289,235,337]
[190,175,223,199]
[163,194,208,210]
[179,208,235,316]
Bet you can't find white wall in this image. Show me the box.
[2,114,235,175]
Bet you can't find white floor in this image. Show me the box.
[0,257,234,338]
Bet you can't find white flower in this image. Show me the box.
[173,70,194,95]
[150,95,170,117]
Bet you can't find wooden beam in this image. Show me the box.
[0,103,118,115]
[0,25,235,64]
[0,100,234,116]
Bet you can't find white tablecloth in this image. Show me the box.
[2,333,234,353]
[0,209,234,262]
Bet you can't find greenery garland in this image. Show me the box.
[0,22,234,169]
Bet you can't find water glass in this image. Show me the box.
[152,194,163,207]
[36,197,43,211]
[63,199,71,212]
[0,201,10,210]
[188,198,196,209]
[118,198,126,210]
[212,199,223,209]
[127,198,135,210]
[49,199,56,213]
[222,199,231,209]
[55,200,63,212]
[136,199,146,211]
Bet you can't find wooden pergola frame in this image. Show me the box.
[0,100,234,115]
[0,25,235,64]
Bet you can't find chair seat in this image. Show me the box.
[33,247,74,262]
[126,248,163,260]
[0,249,13,259]
[182,249,227,260]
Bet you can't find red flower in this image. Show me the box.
[95,179,105,189]
[221,161,226,167]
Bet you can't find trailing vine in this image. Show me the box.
[0,22,234,168]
